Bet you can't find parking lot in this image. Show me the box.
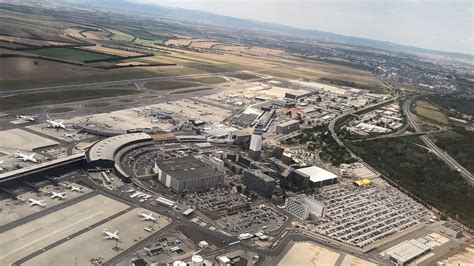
[217,205,287,234]
[311,184,430,248]
[184,188,250,212]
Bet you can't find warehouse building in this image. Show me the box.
[440,222,463,238]
[293,166,338,188]
[284,194,326,220]
[383,239,431,265]
[276,120,300,134]
[242,170,274,198]
[155,157,224,193]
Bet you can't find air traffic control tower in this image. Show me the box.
[249,124,263,160]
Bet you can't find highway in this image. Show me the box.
[403,97,474,183]
[328,95,399,148]
[327,95,399,176]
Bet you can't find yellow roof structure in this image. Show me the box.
[354,179,371,187]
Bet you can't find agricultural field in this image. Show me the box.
[413,100,449,124]
[189,39,221,49]
[165,38,192,47]
[107,28,135,42]
[0,40,29,49]
[80,45,144,57]
[25,47,120,63]
[0,35,73,46]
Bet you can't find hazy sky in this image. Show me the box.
[141,0,473,55]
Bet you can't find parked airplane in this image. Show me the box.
[103,228,120,241]
[50,191,66,200]
[17,115,37,122]
[46,115,66,129]
[14,151,38,163]
[139,211,157,222]
[70,185,83,192]
[29,198,46,207]
[0,160,4,171]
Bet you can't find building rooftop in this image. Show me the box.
[245,170,274,183]
[442,222,463,232]
[384,239,431,263]
[156,157,222,181]
[278,120,300,127]
[87,133,152,162]
[295,166,337,183]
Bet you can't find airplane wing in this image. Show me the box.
[30,153,36,157]
[114,230,118,235]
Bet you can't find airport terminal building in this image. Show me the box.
[155,157,224,193]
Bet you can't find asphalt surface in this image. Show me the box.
[13,206,135,266]
[404,97,473,183]
[0,191,97,233]
[0,71,263,97]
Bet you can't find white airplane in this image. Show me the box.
[139,211,157,222]
[103,228,120,241]
[29,198,46,207]
[0,160,4,172]
[70,185,83,192]
[50,191,66,200]
[14,151,38,163]
[46,115,66,129]
[17,115,37,122]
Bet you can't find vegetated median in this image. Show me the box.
[347,136,474,229]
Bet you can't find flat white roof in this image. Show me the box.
[295,166,337,183]
[384,239,431,263]
[88,133,152,161]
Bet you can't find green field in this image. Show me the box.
[0,89,140,110]
[413,100,449,124]
[184,76,227,84]
[429,95,474,116]
[26,47,119,62]
[144,80,199,91]
[348,137,474,228]
[0,40,28,49]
